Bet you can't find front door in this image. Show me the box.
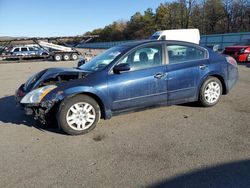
[108,44,168,110]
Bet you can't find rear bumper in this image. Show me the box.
[227,64,239,92]
[229,53,249,62]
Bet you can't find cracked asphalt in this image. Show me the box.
[0,61,250,188]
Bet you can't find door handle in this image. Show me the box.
[199,64,207,70]
[154,72,165,79]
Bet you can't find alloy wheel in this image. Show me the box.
[204,81,221,104]
[66,102,96,131]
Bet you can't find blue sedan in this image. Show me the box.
[16,40,238,135]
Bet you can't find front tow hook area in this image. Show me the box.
[24,107,34,115]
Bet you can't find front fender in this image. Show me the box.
[64,86,111,106]
[43,85,112,119]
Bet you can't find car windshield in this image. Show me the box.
[79,46,126,72]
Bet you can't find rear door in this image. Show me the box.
[20,47,29,56]
[27,47,37,55]
[165,43,209,103]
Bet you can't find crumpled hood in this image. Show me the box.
[41,67,87,78]
[24,67,89,92]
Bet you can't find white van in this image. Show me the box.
[150,29,200,45]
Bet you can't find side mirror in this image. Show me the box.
[160,35,166,40]
[113,63,130,74]
[77,59,86,67]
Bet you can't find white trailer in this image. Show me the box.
[0,35,98,61]
[38,41,80,61]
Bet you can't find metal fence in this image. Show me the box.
[77,32,250,49]
[200,32,250,49]
[77,40,143,49]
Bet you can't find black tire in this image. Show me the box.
[71,53,78,60]
[63,54,70,61]
[54,54,62,61]
[57,95,100,135]
[199,77,222,107]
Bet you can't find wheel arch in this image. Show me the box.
[209,74,227,95]
[78,92,106,119]
[59,92,107,119]
[199,73,227,96]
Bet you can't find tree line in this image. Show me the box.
[85,0,250,42]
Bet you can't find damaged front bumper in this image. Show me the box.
[19,100,57,124]
[15,84,58,124]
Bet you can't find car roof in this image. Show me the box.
[117,39,203,49]
[13,46,30,48]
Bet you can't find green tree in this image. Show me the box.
[85,0,250,41]
[204,0,225,33]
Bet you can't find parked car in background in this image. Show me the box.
[206,44,223,53]
[10,45,49,57]
[16,40,238,135]
[223,39,250,63]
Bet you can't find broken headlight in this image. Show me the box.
[21,85,57,104]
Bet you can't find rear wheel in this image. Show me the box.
[71,53,78,60]
[57,95,100,135]
[63,54,70,61]
[54,54,62,61]
[199,77,222,107]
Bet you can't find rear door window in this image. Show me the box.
[13,48,20,52]
[21,48,28,52]
[29,47,35,51]
[166,44,206,64]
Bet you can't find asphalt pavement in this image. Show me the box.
[0,61,250,188]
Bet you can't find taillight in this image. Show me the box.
[239,48,246,54]
[240,48,250,54]
[225,56,237,67]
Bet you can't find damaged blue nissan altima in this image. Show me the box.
[15,40,238,135]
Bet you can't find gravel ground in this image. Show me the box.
[0,61,250,188]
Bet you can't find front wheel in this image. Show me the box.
[199,77,222,107]
[57,95,100,135]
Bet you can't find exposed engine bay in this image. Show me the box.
[16,67,89,124]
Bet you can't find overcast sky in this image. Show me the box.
[0,0,170,37]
